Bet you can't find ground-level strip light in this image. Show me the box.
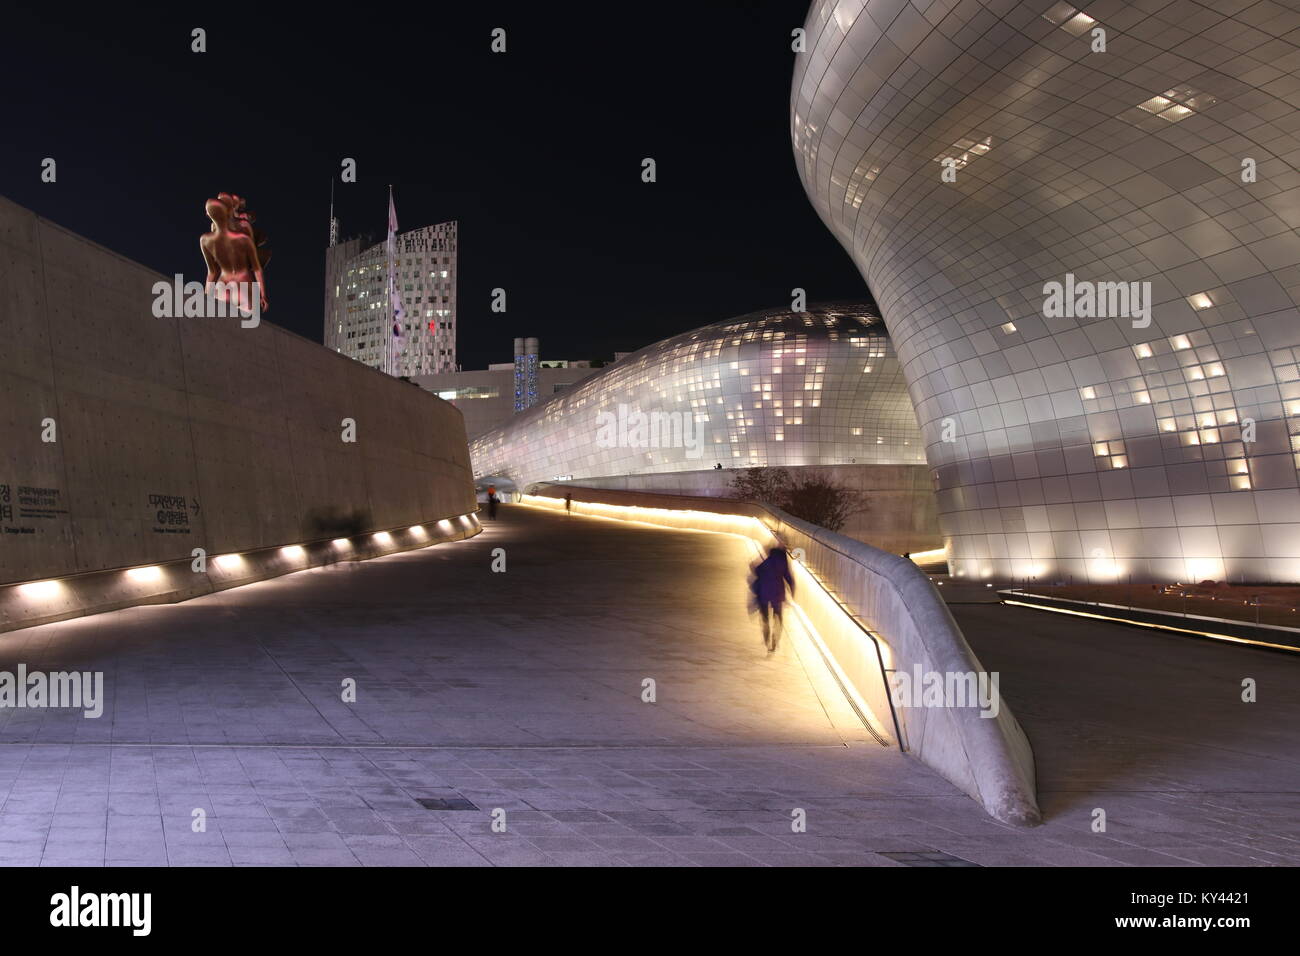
[1001,598,1300,654]
[780,546,897,745]
[17,580,62,599]
[5,512,478,616]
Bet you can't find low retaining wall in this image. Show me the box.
[0,512,481,634]
[0,195,477,589]
[528,484,1040,827]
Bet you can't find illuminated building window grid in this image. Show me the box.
[471,307,925,483]
[794,0,1300,580]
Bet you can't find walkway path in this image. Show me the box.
[0,504,1294,866]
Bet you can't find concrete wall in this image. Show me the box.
[0,516,481,634]
[0,195,477,591]
[527,483,1040,827]
[544,464,942,555]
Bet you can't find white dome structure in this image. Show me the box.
[470,304,925,488]
[793,0,1300,582]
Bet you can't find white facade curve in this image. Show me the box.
[793,0,1300,582]
[470,304,925,488]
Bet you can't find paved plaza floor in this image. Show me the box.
[0,504,1295,866]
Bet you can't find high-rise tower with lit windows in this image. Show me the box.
[324,221,458,376]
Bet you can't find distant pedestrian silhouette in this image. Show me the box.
[487,491,499,519]
[750,546,795,652]
[565,492,573,514]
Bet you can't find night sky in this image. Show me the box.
[3,2,868,370]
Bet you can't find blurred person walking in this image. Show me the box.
[750,546,795,652]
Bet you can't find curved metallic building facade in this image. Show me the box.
[793,0,1300,582]
[470,304,925,488]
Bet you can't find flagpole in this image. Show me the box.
[385,185,408,378]
[387,184,394,377]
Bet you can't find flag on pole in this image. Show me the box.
[387,190,405,329]
[386,187,406,374]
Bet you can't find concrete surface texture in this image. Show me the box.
[525,484,1039,826]
[0,195,475,585]
[551,463,942,555]
[949,599,1300,866]
[0,505,1292,866]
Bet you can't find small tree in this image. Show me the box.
[728,467,865,532]
[728,467,791,506]
[783,473,864,532]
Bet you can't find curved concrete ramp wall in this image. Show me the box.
[528,483,1040,827]
[0,196,477,609]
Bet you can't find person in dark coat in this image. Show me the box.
[751,546,795,652]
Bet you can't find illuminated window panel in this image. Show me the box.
[469,305,926,485]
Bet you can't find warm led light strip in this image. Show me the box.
[785,567,892,745]
[906,547,947,564]
[1002,599,1300,654]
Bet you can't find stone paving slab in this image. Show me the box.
[0,505,1294,865]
